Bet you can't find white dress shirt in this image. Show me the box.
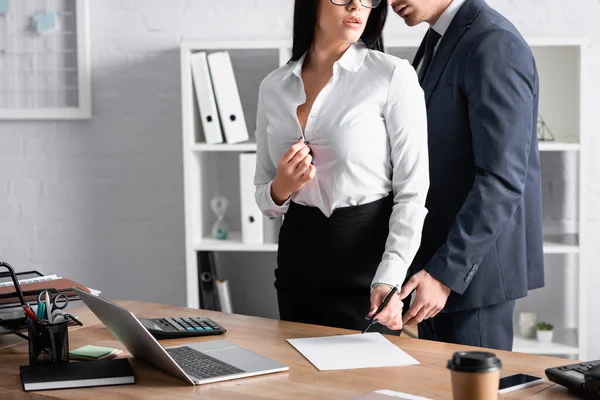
[416,0,468,72]
[254,40,429,289]
[432,0,467,38]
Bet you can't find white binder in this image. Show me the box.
[190,52,223,144]
[207,51,250,144]
[263,216,282,244]
[239,152,263,244]
[215,280,233,313]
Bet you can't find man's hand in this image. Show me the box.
[398,270,451,326]
[369,285,403,331]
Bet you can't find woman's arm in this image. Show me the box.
[371,59,430,290]
[254,83,292,218]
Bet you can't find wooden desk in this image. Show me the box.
[0,301,581,399]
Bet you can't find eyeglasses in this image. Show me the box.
[330,0,382,9]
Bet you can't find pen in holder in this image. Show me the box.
[28,319,69,365]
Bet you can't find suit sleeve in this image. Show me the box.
[424,30,537,295]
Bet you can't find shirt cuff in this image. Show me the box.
[266,180,291,212]
[370,257,408,292]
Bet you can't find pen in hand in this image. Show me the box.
[362,285,399,334]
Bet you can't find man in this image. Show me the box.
[388,0,545,351]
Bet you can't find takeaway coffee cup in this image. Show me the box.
[447,351,502,400]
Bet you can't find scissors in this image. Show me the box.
[37,291,69,323]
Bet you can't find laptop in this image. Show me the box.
[73,287,289,385]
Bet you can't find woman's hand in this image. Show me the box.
[271,139,316,205]
[368,285,404,331]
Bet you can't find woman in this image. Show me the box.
[254,0,429,334]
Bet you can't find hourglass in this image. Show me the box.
[210,195,229,240]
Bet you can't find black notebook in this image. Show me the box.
[20,358,135,391]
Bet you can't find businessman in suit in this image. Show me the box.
[388,0,545,350]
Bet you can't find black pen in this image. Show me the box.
[362,285,399,334]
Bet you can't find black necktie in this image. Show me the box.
[417,28,442,84]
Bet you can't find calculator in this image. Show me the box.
[138,317,226,340]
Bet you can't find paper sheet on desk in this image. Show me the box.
[351,390,431,400]
[286,332,419,371]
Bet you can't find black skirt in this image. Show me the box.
[275,194,400,335]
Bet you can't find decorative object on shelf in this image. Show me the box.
[537,114,555,141]
[210,196,230,240]
[536,322,554,343]
[518,312,538,339]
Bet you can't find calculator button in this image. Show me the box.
[204,326,213,331]
[166,318,186,331]
[194,327,204,331]
[185,327,195,331]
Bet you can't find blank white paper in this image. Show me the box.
[286,332,419,371]
[351,390,431,400]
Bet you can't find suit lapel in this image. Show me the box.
[423,0,486,104]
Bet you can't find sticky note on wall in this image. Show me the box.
[33,11,60,35]
[0,0,9,15]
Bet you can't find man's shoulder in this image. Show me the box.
[469,3,528,48]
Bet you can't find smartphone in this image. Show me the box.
[498,373,544,394]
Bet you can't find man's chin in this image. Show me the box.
[402,17,426,27]
[401,16,419,27]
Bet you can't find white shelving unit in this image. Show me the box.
[180,37,589,360]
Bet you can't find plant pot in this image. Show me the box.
[536,330,554,343]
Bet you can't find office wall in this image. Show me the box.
[0,0,598,357]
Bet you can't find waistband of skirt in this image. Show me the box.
[286,193,393,224]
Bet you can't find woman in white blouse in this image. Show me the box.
[254,0,429,334]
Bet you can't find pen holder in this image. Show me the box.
[28,320,69,365]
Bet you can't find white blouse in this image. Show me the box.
[254,40,429,289]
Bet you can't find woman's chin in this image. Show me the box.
[336,33,364,44]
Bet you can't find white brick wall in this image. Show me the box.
[0,0,598,357]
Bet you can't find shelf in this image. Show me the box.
[513,336,579,355]
[192,143,257,152]
[543,234,580,254]
[191,141,579,152]
[193,231,278,252]
[538,141,580,151]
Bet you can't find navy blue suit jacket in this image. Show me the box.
[409,0,545,312]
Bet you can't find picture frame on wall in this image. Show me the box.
[0,0,91,120]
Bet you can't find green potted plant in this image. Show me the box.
[536,322,554,343]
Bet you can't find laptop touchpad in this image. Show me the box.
[209,347,280,373]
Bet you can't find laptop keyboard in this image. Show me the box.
[166,346,244,379]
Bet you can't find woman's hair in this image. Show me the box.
[290,0,388,62]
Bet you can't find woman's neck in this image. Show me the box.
[305,35,351,73]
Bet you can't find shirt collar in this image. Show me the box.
[431,0,468,37]
[280,40,368,84]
